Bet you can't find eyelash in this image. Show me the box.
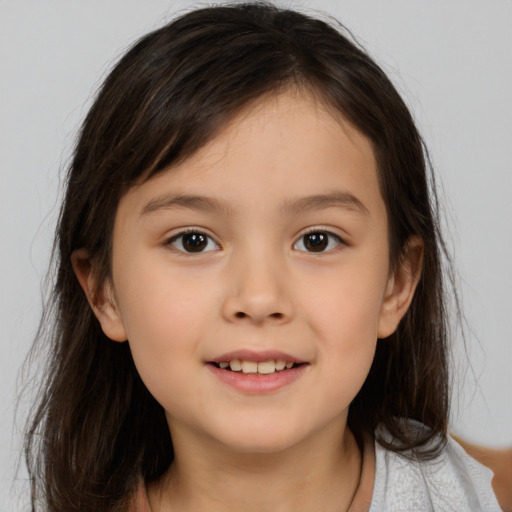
[293,229,345,253]
[165,228,345,254]
[166,229,220,254]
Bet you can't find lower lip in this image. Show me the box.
[206,364,308,394]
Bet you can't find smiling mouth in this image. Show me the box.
[209,359,303,375]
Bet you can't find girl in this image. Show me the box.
[24,2,503,511]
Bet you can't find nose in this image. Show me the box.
[221,250,294,325]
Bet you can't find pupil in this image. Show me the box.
[304,232,327,252]
[183,233,207,252]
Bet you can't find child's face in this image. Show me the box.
[92,91,417,454]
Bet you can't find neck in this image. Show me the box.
[149,419,362,512]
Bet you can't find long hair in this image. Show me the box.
[25,2,452,510]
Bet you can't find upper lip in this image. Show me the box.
[209,349,307,364]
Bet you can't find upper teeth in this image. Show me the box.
[218,359,295,374]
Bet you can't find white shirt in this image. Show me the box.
[368,430,502,511]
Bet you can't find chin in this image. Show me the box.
[212,420,309,455]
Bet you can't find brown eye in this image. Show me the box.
[294,231,343,253]
[304,232,327,252]
[169,231,219,253]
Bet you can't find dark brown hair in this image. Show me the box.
[25,2,452,510]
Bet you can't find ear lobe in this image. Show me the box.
[71,248,128,342]
[377,237,424,339]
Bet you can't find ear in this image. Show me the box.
[377,236,424,339]
[71,248,128,342]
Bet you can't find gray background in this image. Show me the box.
[1,0,511,509]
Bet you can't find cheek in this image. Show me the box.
[299,260,388,341]
[296,258,387,390]
[304,299,379,417]
[311,296,379,384]
[114,260,218,394]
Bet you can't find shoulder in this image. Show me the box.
[453,434,512,511]
[369,423,502,512]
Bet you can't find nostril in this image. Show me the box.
[234,311,283,320]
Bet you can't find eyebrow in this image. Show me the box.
[281,192,370,216]
[141,191,369,217]
[141,194,232,216]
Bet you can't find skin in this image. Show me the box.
[74,90,422,511]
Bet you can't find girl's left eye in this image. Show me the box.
[167,231,219,253]
[293,231,343,253]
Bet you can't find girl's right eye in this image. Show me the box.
[167,231,220,253]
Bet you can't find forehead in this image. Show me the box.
[119,90,385,221]
[176,90,374,176]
